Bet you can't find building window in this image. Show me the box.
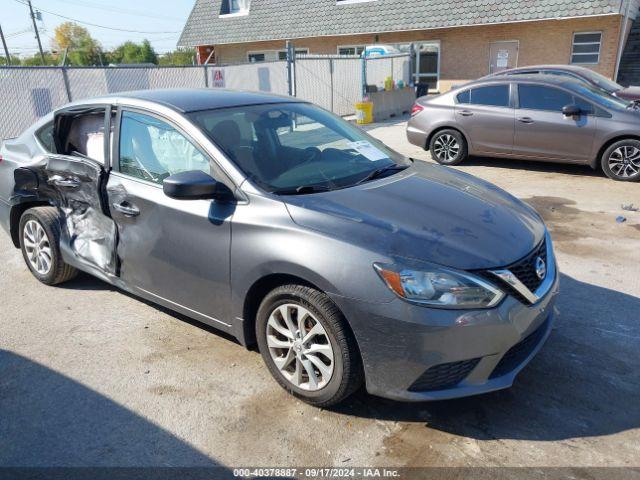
[337,45,365,56]
[248,53,265,63]
[220,0,250,16]
[571,32,601,64]
[277,49,309,60]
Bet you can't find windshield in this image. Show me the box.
[579,69,623,93]
[572,82,631,110]
[189,102,409,193]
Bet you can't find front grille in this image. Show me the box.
[507,239,547,293]
[476,239,547,304]
[490,318,549,379]
[408,358,481,392]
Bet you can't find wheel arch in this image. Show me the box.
[239,271,362,357]
[240,273,323,348]
[9,200,51,248]
[592,134,640,169]
[426,125,470,151]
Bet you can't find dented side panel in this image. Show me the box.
[44,156,118,276]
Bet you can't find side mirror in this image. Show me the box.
[562,104,581,117]
[163,170,234,201]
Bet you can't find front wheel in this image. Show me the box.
[601,139,640,181]
[429,129,468,166]
[256,284,363,407]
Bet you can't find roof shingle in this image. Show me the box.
[178,0,626,47]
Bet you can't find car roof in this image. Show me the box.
[105,88,299,113]
[461,74,584,90]
[498,64,590,76]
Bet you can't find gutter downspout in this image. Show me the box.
[615,0,633,81]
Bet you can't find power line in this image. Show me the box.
[47,0,181,22]
[6,28,33,38]
[12,0,181,34]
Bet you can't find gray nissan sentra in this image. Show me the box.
[0,89,559,406]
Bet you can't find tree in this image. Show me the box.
[52,22,102,65]
[0,54,22,66]
[108,40,158,65]
[158,48,196,66]
[20,52,57,66]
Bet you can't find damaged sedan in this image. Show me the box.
[0,89,559,406]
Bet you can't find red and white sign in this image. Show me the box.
[212,69,225,88]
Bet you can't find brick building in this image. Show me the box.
[178,0,640,92]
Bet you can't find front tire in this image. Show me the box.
[429,129,468,166]
[256,284,363,407]
[19,207,77,285]
[601,139,640,181]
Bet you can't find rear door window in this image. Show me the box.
[56,110,107,164]
[468,85,510,107]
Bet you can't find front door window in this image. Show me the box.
[118,111,210,184]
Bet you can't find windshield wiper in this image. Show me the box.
[272,185,332,195]
[355,164,409,186]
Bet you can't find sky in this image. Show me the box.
[0,0,195,57]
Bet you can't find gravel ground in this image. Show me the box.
[1,116,639,469]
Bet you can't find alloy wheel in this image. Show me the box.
[433,134,460,163]
[266,303,334,391]
[23,219,52,275]
[608,146,640,178]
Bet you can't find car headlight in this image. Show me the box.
[373,262,504,309]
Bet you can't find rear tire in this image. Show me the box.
[429,129,468,166]
[601,139,640,181]
[19,207,78,285]
[256,284,363,407]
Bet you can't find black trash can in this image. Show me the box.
[416,83,429,99]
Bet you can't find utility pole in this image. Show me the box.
[27,0,45,64]
[0,24,10,65]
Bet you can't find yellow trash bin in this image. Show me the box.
[355,101,373,125]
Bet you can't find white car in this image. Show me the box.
[362,45,401,57]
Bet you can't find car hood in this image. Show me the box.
[283,162,545,270]
[617,86,640,101]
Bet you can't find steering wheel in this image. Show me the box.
[301,147,322,164]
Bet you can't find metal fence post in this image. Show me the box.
[329,58,334,113]
[286,40,296,97]
[361,56,367,100]
[61,66,72,102]
[409,43,416,88]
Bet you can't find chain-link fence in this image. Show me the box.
[364,54,412,90]
[0,52,413,141]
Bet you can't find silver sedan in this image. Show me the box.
[407,74,640,181]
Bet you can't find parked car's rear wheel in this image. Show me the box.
[601,139,640,181]
[19,207,77,285]
[429,129,468,166]
[256,284,363,407]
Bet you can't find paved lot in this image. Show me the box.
[1,117,639,468]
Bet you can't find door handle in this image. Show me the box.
[112,201,140,217]
[458,110,474,117]
[51,177,80,188]
[518,117,534,124]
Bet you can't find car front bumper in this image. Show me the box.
[329,272,560,402]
